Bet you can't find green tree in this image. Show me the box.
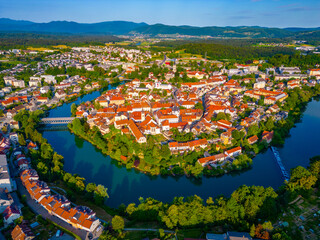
[111,215,125,232]
[18,134,26,146]
[250,224,256,237]
[94,184,109,204]
[71,103,77,116]
[287,166,317,191]
[195,102,204,110]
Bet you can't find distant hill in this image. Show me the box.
[284,27,320,32]
[130,24,296,38]
[0,18,148,35]
[0,18,319,39]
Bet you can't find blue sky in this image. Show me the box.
[0,0,319,28]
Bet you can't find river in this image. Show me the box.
[42,86,320,208]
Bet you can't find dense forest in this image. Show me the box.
[154,39,320,68]
[0,32,124,49]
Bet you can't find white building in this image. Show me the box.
[0,155,13,192]
[41,75,57,84]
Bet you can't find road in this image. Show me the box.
[16,179,99,240]
[158,54,167,66]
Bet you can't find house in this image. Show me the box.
[40,86,50,94]
[41,75,56,84]
[0,155,13,192]
[27,141,38,151]
[55,90,67,99]
[220,131,232,145]
[169,139,208,153]
[247,135,258,145]
[3,205,21,225]
[226,231,252,240]
[261,131,274,144]
[9,132,19,143]
[36,96,48,104]
[29,79,41,87]
[128,120,146,143]
[10,121,19,130]
[224,146,242,158]
[12,80,25,88]
[198,153,225,167]
[206,233,227,240]
[17,159,29,171]
[0,188,13,213]
[109,95,125,105]
[20,169,39,183]
[11,223,35,240]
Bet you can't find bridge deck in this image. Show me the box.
[40,117,76,124]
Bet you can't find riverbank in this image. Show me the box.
[68,119,254,178]
[39,84,320,207]
[66,85,320,179]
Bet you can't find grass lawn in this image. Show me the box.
[124,231,159,240]
[126,221,161,229]
[27,47,51,51]
[177,228,204,239]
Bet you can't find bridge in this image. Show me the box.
[271,146,290,182]
[40,117,75,125]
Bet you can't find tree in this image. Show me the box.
[86,183,96,193]
[265,118,274,131]
[18,134,26,146]
[111,215,124,232]
[247,124,259,137]
[94,184,109,204]
[287,166,317,191]
[71,103,77,116]
[195,102,204,110]
[250,224,256,237]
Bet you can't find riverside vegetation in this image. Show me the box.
[68,83,320,178]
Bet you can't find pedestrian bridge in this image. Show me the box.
[40,117,75,125]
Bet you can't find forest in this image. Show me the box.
[0,32,123,49]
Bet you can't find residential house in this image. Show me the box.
[0,188,13,213]
[11,223,35,240]
[0,155,13,192]
[3,205,21,225]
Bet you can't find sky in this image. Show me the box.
[0,0,319,28]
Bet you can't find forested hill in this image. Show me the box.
[0,18,148,35]
[130,24,297,38]
[1,18,320,39]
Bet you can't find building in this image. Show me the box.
[227,231,252,240]
[128,120,146,143]
[3,204,21,224]
[41,75,57,84]
[12,80,26,88]
[206,233,227,240]
[0,155,13,192]
[0,188,13,213]
[11,223,35,240]
[247,135,258,145]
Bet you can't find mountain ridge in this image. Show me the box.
[0,18,319,38]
